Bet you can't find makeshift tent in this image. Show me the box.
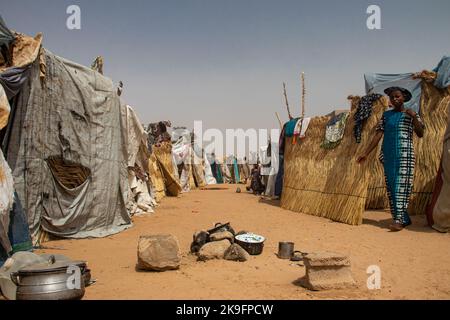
[281,99,385,225]
[282,65,450,225]
[173,137,194,192]
[122,105,156,215]
[191,146,207,188]
[203,153,217,185]
[2,41,132,242]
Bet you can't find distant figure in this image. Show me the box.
[249,164,265,195]
[117,81,123,96]
[357,87,425,232]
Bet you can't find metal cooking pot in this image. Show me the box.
[11,260,87,300]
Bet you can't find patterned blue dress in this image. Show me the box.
[376,110,425,225]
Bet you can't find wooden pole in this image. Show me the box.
[283,82,293,120]
[275,112,282,129]
[301,72,305,118]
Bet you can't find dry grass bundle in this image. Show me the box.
[365,99,390,210]
[192,164,207,188]
[153,141,177,179]
[281,100,386,225]
[46,156,91,189]
[148,153,166,202]
[157,155,182,196]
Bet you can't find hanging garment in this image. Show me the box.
[274,155,284,197]
[377,110,425,225]
[321,112,350,149]
[354,93,382,143]
[284,118,300,137]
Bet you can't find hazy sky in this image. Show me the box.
[2,0,450,133]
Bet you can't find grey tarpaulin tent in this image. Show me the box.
[3,49,132,242]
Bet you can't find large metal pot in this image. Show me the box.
[235,233,265,255]
[11,260,87,300]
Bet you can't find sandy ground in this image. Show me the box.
[33,184,450,300]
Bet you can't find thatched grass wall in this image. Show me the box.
[365,99,390,210]
[281,100,386,225]
[282,82,450,225]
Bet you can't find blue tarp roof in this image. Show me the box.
[434,56,450,89]
[364,73,422,112]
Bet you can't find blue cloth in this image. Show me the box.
[275,155,284,197]
[364,73,422,113]
[233,158,240,183]
[211,162,223,184]
[433,56,450,89]
[0,192,33,265]
[284,118,300,137]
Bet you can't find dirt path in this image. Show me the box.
[36,184,450,300]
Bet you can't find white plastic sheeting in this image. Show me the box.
[0,84,14,254]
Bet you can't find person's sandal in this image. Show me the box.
[389,222,404,232]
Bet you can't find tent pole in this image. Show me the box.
[283,82,293,120]
[301,72,305,118]
[275,112,282,129]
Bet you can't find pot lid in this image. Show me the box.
[18,260,87,274]
[235,233,265,243]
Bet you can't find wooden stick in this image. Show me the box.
[283,82,293,120]
[275,112,283,129]
[301,72,305,118]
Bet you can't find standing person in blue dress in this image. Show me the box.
[357,87,425,231]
